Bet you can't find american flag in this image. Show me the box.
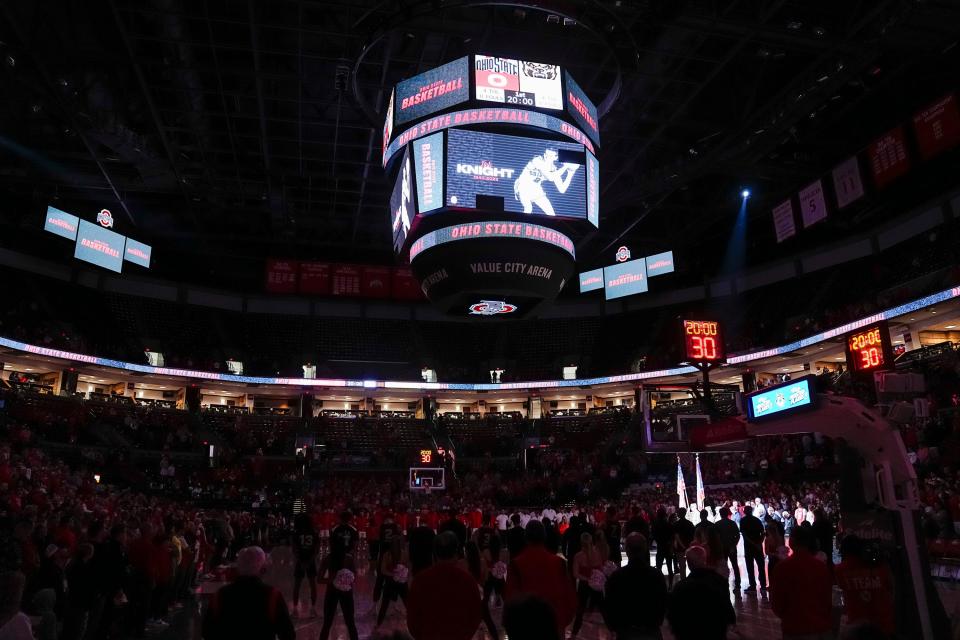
[677,455,690,512]
[695,453,706,511]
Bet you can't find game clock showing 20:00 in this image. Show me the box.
[845,324,894,372]
[682,320,725,362]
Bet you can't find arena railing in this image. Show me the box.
[1,283,959,391]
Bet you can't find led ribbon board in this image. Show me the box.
[44,206,80,240]
[409,221,575,261]
[745,375,816,422]
[383,107,595,167]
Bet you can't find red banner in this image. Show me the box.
[265,260,298,294]
[688,416,749,448]
[360,266,392,298]
[298,262,330,295]
[867,126,911,189]
[331,264,362,297]
[392,267,423,300]
[913,93,960,161]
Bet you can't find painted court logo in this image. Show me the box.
[468,300,517,316]
[97,209,114,228]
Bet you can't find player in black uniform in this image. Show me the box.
[291,513,319,617]
[330,510,359,558]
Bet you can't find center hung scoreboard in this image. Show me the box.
[383,54,602,318]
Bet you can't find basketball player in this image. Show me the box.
[291,513,319,617]
[513,147,579,216]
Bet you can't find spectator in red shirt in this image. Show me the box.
[834,536,895,636]
[770,526,833,640]
[407,532,481,640]
[505,520,577,635]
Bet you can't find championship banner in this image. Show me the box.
[331,264,362,297]
[360,266,392,298]
[265,259,298,294]
[298,262,331,295]
[868,126,911,189]
[391,267,423,301]
[913,93,960,160]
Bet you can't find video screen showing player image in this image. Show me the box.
[447,128,587,219]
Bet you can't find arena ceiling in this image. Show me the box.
[0,0,959,276]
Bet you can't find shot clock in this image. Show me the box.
[845,322,894,373]
[682,319,725,363]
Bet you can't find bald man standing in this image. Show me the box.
[202,546,295,640]
[602,533,667,640]
[666,545,737,640]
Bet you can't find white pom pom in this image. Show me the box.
[588,569,606,592]
[333,569,355,592]
[393,564,409,584]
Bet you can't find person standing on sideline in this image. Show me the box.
[602,533,667,640]
[738,509,766,593]
[673,508,695,578]
[407,532,481,640]
[714,507,742,590]
[770,527,833,640]
[506,520,577,636]
[651,509,675,582]
[834,536,895,637]
[667,545,737,640]
[290,514,319,617]
[317,528,360,640]
[764,520,788,577]
[201,547,295,640]
[571,532,604,637]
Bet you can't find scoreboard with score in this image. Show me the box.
[845,322,894,372]
[682,320,725,362]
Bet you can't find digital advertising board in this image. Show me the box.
[413,132,444,214]
[394,56,470,126]
[565,71,600,145]
[745,375,816,423]
[645,251,675,277]
[44,205,80,240]
[578,268,604,293]
[446,128,586,218]
[74,219,125,273]
[586,150,599,228]
[390,147,414,253]
[383,89,394,158]
[603,258,647,300]
[474,55,562,110]
[123,238,152,268]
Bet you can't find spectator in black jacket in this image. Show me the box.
[202,546,295,640]
[739,510,766,593]
[438,509,468,554]
[667,545,736,640]
[651,509,675,581]
[714,508,741,590]
[673,508,696,578]
[602,533,667,640]
[506,514,527,560]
